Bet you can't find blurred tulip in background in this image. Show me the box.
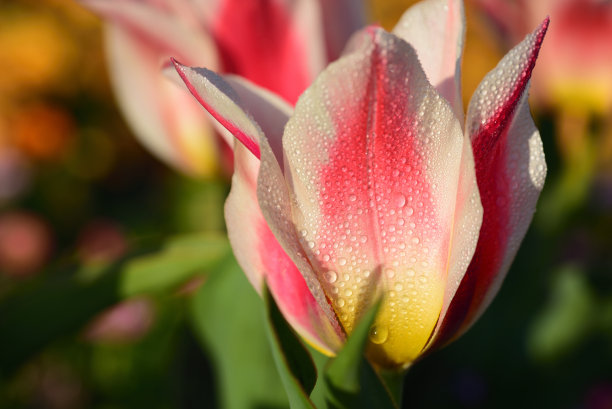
[79,0,366,177]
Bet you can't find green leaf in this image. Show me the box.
[263,285,317,409]
[189,256,288,409]
[528,265,596,362]
[324,300,398,409]
[307,345,332,409]
[120,232,230,296]
[0,232,230,377]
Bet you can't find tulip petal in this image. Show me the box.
[226,142,344,356]
[81,0,223,176]
[104,26,220,176]
[433,19,549,347]
[173,63,344,353]
[173,61,258,155]
[168,64,293,156]
[258,27,481,367]
[209,0,319,104]
[222,75,294,162]
[81,0,219,68]
[173,57,294,162]
[424,133,484,352]
[319,0,367,61]
[392,0,465,122]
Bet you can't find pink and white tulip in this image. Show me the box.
[173,0,548,368]
[80,0,365,176]
[475,0,612,112]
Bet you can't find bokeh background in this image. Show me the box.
[0,0,611,408]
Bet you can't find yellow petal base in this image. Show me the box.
[364,273,444,369]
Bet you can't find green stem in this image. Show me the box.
[379,369,405,407]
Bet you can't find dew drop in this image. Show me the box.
[338,258,347,266]
[337,298,346,307]
[393,193,406,208]
[369,325,389,344]
[325,271,338,283]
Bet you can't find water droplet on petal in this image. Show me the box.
[369,325,389,344]
[325,271,338,283]
[393,193,406,208]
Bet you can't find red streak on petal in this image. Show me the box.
[474,18,549,155]
[172,59,261,159]
[213,0,311,105]
[258,219,338,342]
[433,19,548,348]
[317,30,443,273]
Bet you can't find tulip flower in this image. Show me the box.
[172,0,548,368]
[80,0,365,177]
[474,0,612,113]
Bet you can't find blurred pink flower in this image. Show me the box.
[0,211,52,277]
[76,219,128,263]
[474,0,612,112]
[174,0,548,368]
[85,297,154,343]
[80,0,365,177]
